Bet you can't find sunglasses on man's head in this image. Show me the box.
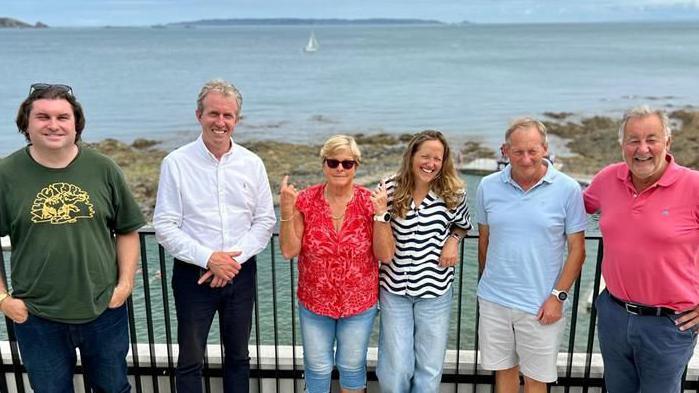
[324,159,357,170]
[29,83,74,97]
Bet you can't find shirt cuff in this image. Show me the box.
[233,246,249,264]
[195,246,214,270]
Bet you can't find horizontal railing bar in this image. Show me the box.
[11,228,688,393]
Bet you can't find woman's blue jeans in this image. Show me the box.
[376,287,453,393]
[299,302,377,393]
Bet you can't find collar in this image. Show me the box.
[427,188,440,200]
[500,159,556,190]
[194,135,235,163]
[615,154,681,189]
[410,188,440,208]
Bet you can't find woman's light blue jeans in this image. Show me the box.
[376,287,453,393]
[299,302,378,393]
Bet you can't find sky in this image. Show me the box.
[4,0,699,26]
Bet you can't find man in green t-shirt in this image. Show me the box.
[0,84,145,393]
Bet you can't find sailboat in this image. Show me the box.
[303,31,319,53]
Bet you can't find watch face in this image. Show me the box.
[375,212,390,222]
[558,292,568,301]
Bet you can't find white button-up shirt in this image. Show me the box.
[154,136,276,268]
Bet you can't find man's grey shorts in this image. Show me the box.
[478,297,566,383]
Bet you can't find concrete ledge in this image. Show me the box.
[1,342,608,392]
[5,342,699,392]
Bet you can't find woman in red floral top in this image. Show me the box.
[279,135,379,393]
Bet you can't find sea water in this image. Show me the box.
[0,21,680,349]
[1,22,699,156]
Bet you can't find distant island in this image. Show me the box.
[0,17,48,28]
[165,18,448,27]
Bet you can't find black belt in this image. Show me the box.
[608,291,676,316]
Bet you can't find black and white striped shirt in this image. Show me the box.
[380,176,472,298]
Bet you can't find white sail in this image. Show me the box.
[304,31,319,52]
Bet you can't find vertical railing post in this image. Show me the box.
[583,238,604,393]
[253,256,262,392]
[158,245,176,389]
[127,295,143,393]
[0,250,25,393]
[270,236,281,392]
[564,272,583,393]
[289,250,299,392]
[453,238,466,393]
[138,232,161,392]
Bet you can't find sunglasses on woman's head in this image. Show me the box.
[29,83,74,96]
[324,159,356,169]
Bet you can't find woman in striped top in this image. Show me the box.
[371,130,471,393]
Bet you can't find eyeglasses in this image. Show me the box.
[29,83,74,96]
[324,159,357,170]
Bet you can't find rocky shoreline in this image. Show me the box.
[88,108,699,221]
[87,133,413,220]
[542,107,699,176]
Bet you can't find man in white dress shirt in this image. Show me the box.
[154,79,276,393]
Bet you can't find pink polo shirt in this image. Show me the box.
[584,155,699,311]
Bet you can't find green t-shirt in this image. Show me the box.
[0,146,145,323]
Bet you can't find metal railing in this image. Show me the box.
[1,231,697,392]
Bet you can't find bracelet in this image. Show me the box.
[0,292,10,307]
[449,232,462,241]
[279,214,297,222]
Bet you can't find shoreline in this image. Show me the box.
[13,107,696,221]
[542,107,699,176]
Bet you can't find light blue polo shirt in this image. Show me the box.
[476,162,587,315]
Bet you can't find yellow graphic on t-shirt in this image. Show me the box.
[31,182,95,224]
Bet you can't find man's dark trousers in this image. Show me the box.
[173,257,257,393]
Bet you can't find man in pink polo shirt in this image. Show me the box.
[584,105,699,393]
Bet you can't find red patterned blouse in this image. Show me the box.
[295,184,379,318]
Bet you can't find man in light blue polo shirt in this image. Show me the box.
[476,117,587,393]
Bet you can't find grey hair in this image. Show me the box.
[618,105,671,144]
[196,79,243,117]
[505,116,548,146]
